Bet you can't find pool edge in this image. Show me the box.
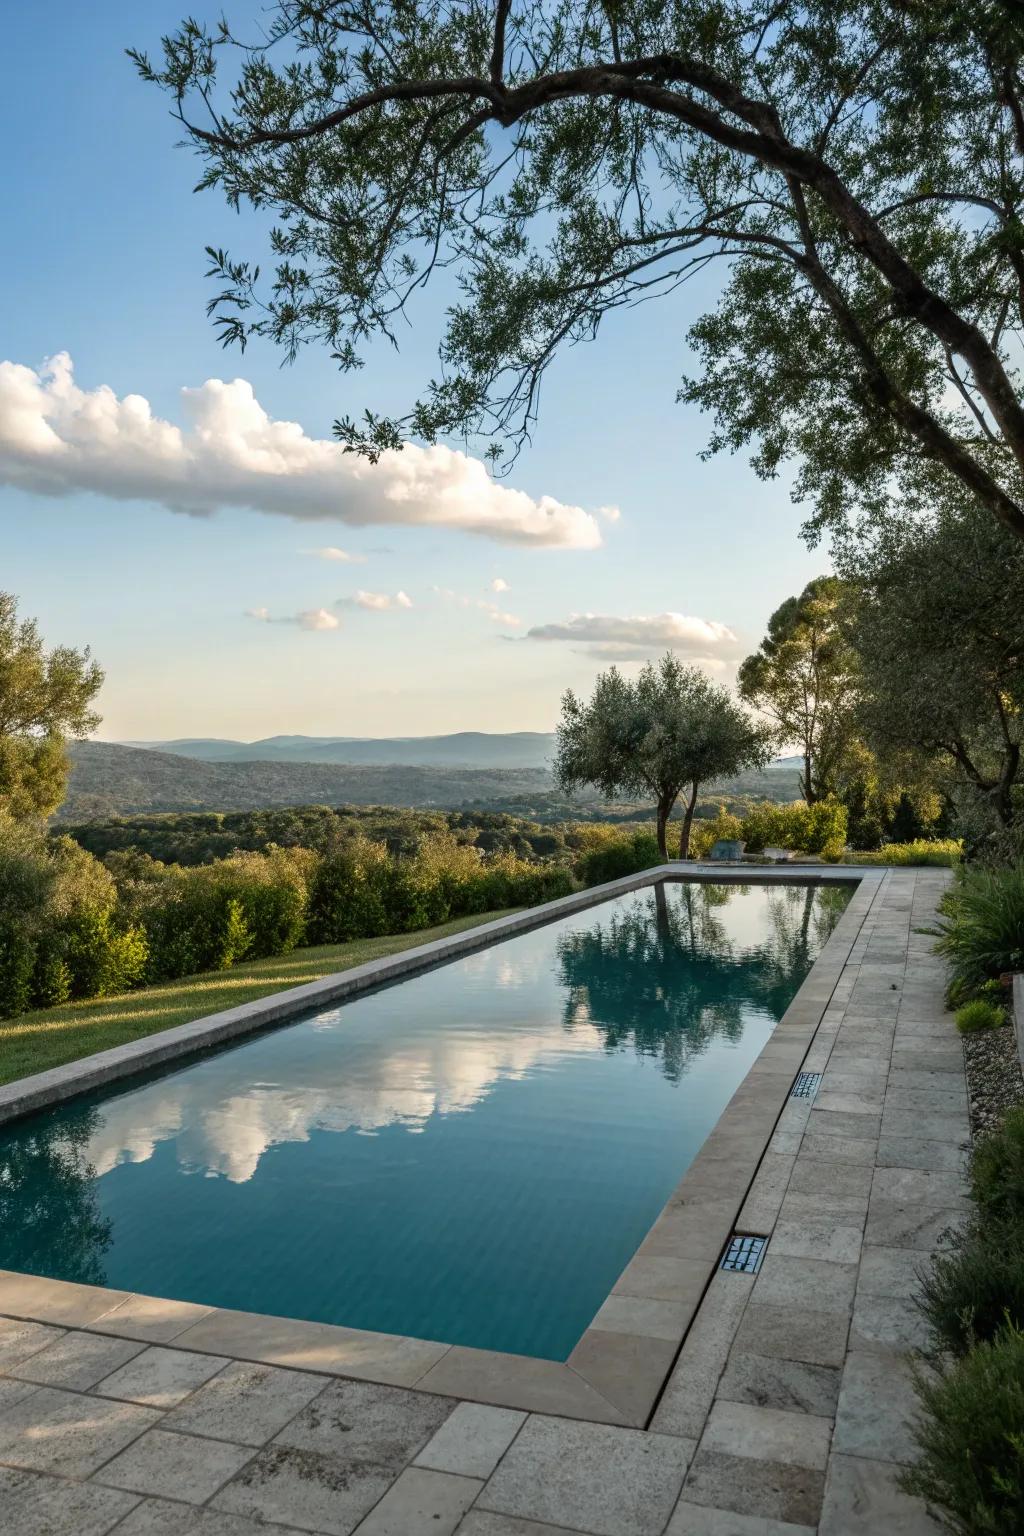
[0,864,884,1428]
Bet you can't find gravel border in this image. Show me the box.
[963,1022,1024,1140]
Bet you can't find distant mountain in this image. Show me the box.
[61,742,803,821]
[61,743,560,819]
[117,731,557,769]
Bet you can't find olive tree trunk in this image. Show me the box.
[678,784,700,859]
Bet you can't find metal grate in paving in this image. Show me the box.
[791,1070,823,1099]
[720,1234,768,1274]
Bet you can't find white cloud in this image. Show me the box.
[490,577,511,592]
[247,606,341,631]
[522,612,737,654]
[433,586,522,629]
[345,589,413,611]
[305,546,366,563]
[0,353,611,549]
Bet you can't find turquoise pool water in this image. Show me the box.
[0,880,851,1360]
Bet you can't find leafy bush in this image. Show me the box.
[901,1319,1024,1534]
[956,999,1006,1034]
[688,810,743,860]
[917,1218,1024,1356]
[936,863,1024,1003]
[850,839,962,867]
[480,853,575,909]
[740,799,848,859]
[575,830,662,885]
[971,1108,1024,1227]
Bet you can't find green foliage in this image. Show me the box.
[937,864,1024,1003]
[918,1220,1024,1358]
[575,831,663,885]
[556,654,769,858]
[847,502,1024,844]
[956,1000,1006,1035]
[307,832,575,945]
[140,852,311,980]
[972,1109,1024,1229]
[738,579,858,803]
[136,2,1024,552]
[0,593,103,820]
[689,811,744,860]
[0,815,147,1012]
[849,840,962,867]
[901,1319,1024,1534]
[739,800,848,860]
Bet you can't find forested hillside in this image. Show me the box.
[61,742,804,821]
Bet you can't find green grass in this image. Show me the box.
[847,839,962,867]
[0,908,519,1088]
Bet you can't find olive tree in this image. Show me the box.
[134,1,1024,545]
[555,653,769,857]
[738,576,859,804]
[846,502,1024,835]
[0,594,104,820]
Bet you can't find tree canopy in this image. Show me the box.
[135,0,1024,543]
[738,576,859,804]
[0,594,104,820]
[554,653,768,856]
[845,501,1024,843]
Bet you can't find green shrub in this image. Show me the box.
[487,856,575,908]
[0,918,37,1017]
[936,863,1024,1003]
[956,999,1006,1034]
[971,1108,1024,1226]
[917,1218,1024,1356]
[901,1319,1024,1534]
[850,838,962,867]
[576,831,662,885]
[740,799,848,859]
[306,839,393,943]
[61,909,149,998]
[688,810,743,860]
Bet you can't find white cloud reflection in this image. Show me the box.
[76,983,602,1184]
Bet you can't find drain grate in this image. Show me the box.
[721,1234,768,1274]
[791,1071,823,1099]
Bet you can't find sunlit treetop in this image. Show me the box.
[133,0,1024,542]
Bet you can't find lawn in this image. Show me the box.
[0,908,519,1088]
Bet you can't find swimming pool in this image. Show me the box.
[0,879,852,1360]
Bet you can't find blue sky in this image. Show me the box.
[0,0,824,741]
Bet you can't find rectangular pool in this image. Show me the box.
[0,880,851,1360]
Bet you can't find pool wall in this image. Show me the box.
[0,863,883,1427]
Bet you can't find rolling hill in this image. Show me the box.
[60,741,803,820]
[118,731,557,769]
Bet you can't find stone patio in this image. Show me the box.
[0,869,959,1533]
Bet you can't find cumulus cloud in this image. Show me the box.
[490,576,511,592]
[523,612,737,653]
[247,606,341,631]
[347,589,413,611]
[304,546,366,563]
[0,353,612,549]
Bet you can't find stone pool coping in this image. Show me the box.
[0,863,883,1430]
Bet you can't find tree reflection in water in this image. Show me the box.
[556,881,847,1082]
[0,1105,112,1285]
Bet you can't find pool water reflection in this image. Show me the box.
[0,880,851,1359]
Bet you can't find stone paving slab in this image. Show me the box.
[0,869,962,1534]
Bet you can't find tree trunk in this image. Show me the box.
[994,743,1020,826]
[655,797,671,859]
[654,878,669,934]
[678,784,699,859]
[802,751,815,804]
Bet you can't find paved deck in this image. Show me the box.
[0,869,960,1534]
